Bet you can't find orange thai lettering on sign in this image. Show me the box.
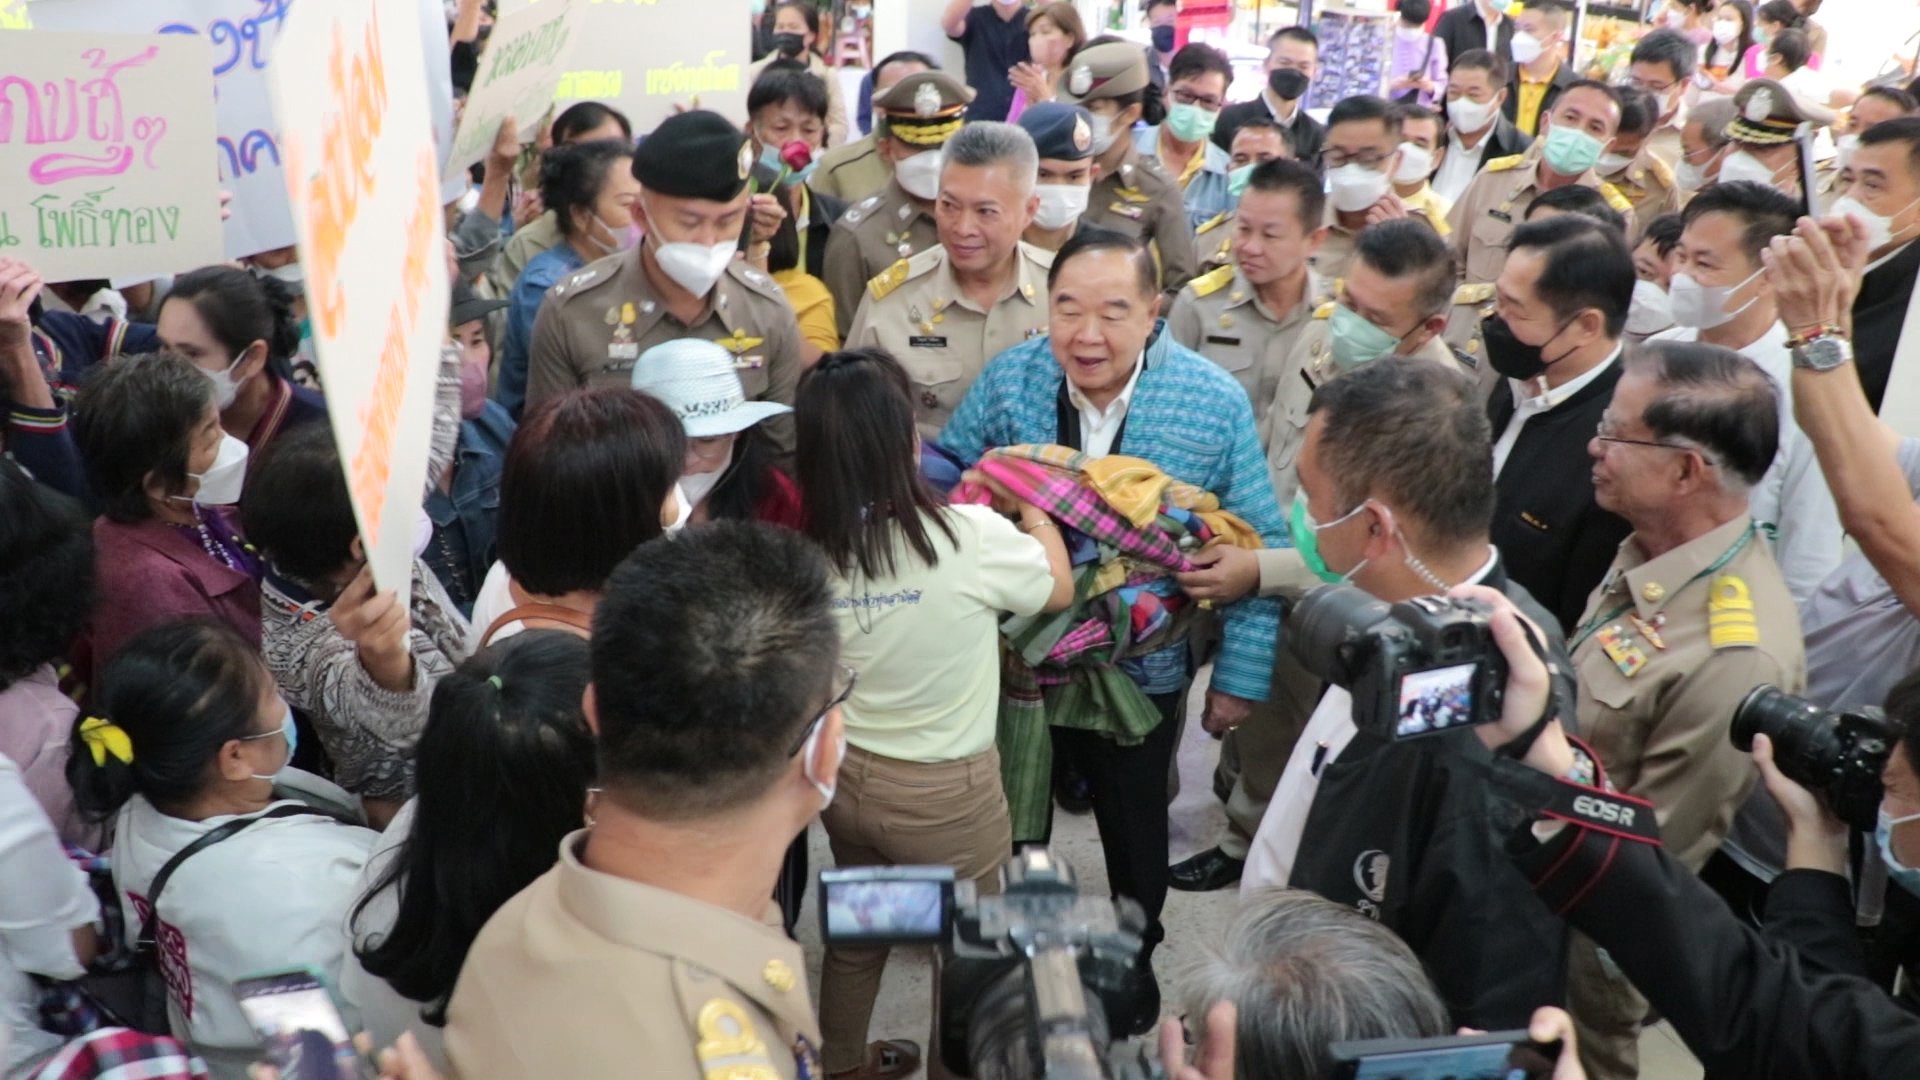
[296,4,390,342]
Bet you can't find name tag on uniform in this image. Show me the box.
[1206,335,1241,346]
[908,335,948,348]
[608,342,640,360]
[1108,203,1145,220]
[1488,208,1512,223]
[1518,510,1550,532]
[733,355,764,370]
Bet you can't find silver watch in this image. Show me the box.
[1790,333,1854,372]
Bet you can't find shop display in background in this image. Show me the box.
[1579,12,1653,82]
[1307,6,1395,109]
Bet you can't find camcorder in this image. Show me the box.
[1289,585,1509,741]
[1732,685,1902,831]
[819,849,1159,1080]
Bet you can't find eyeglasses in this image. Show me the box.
[1625,75,1677,94]
[1169,87,1224,111]
[787,663,859,757]
[1321,149,1393,169]
[1594,417,1716,463]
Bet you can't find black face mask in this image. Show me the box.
[1268,67,1311,101]
[1481,312,1577,382]
[773,32,807,57]
[1150,24,1176,53]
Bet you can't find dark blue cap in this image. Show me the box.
[1016,102,1096,162]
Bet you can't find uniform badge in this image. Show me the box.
[1072,114,1092,152]
[1068,64,1093,97]
[1744,87,1774,124]
[1708,573,1760,648]
[1628,613,1666,650]
[608,306,638,360]
[695,999,774,1079]
[914,80,942,118]
[1108,202,1145,220]
[1596,625,1648,678]
[793,1034,823,1080]
[920,389,941,408]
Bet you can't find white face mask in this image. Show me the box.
[1393,142,1435,185]
[178,433,250,507]
[1832,193,1920,253]
[252,262,305,289]
[800,720,844,809]
[1510,30,1545,65]
[1448,96,1500,135]
[1711,18,1740,44]
[1717,148,1781,188]
[649,228,736,297]
[200,354,250,411]
[1624,278,1674,336]
[894,149,943,200]
[663,482,692,535]
[1089,113,1121,155]
[1327,162,1391,213]
[1668,268,1763,330]
[1675,157,1710,192]
[680,467,724,509]
[1032,182,1091,230]
[1596,151,1633,176]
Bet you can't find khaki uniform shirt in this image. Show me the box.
[487,210,562,297]
[1164,265,1331,456]
[1082,143,1199,295]
[1194,210,1234,270]
[1310,195,1450,283]
[1571,515,1807,871]
[1645,118,1685,173]
[445,832,821,1080]
[1445,147,1637,287]
[1604,146,1682,229]
[526,252,802,453]
[808,135,890,204]
[846,242,1054,437]
[822,181,939,333]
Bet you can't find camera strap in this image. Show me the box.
[1485,757,1662,846]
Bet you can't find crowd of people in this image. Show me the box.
[3,0,1920,1077]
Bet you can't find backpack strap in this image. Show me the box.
[137,805,348,951]
[480,602,594,647]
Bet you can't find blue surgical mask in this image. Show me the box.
[1878,808,1920,896]
[243,705,297,781]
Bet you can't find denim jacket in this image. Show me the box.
[424,401,515,616]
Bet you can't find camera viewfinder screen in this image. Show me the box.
[824,879,946,943]
[235,977,363,1080]
[1396,662,1478,739]
[1350,1042,1552,1079]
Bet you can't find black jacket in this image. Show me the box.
[1465,115,1534,163]
[1487,358,1633,633]
[1851,236,1920,413]
[803,190,847,281]
[1433,1,1514,72]
[1517,819,1920,1078]
[1289,559,1577,1031]
[1213,97,1327,166]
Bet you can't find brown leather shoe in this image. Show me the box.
[829,1039,922,1080]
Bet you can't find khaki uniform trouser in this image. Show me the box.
[818,743,1010,1076]
[1567,930,1647,1080]
[1217,639,1321,859]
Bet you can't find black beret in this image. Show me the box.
[631,110,754,201]
[1017,102,1095,161]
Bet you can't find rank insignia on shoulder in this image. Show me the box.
[1708,573,1759,649]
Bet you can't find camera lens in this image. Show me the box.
[1289,584,1394,686]
[1731,685,1848,781]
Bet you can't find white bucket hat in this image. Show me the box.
[631,338,794,438]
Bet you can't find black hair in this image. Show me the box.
[872,50,938,86]
[1890,668,1920,776]
[1327,94,1401,137]
[1168,42,1233,87]
[1616,85,1658,138]
[1754,0,1804,29]
[797,348,957,579]
[0,461,93,690]
[1630,28,1699,81]
[1638,211,1685,258]
[73,352,215,524]
[1145,0,1177,11]
[1626,341,1780,486]
[1860,116,1920,178]
[1354,220,1454,321]
[1389,102,1441,136]
[1267,26,1319,52]
[1714,0,1757,63]
[1680,180,1800,267]
[67,619,273,821]
[749,64,831,123]
[1508,215,1636,337]
[1229,116,1293,156]
[165,266,302,381]
[498,388,686,597]
[551,102,632,144]
[1398,0,1432,24]
[1768,27,1811,73]
[350,631,594,1026]
[1860,86,1920,117]
[538,139,633,240]
[1450,47,1510,86]
[1525,184,1627,235]
[1307,358,1493,547]
[1244,157,1328,234]
[1049,226,1159,297]
[1556,78,1624,126]
[240,422,356,590]
[590,520,839,817]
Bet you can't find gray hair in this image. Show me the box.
[1692,97,1739,151]
[1177,889,1450,1080]
[939,121,1039,196]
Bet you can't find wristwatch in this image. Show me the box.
[1790,330,1854,372]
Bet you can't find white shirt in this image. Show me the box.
[1648,323,1843,602]
[339,799,451,1073]
[1,755,96,1077]
[1241,550,1500,893]
[466,561,517,651]
[111,782,377,1079]
[1067,354,1146,459]
[1483,10,1502,53]
[1433,127,1492,205]
[1491,346,1622,477]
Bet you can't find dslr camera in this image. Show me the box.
[1288,584,1509,740]
[1732,685,1901,831]
[819,849,1158,1080]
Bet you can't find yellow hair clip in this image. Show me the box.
[78,716,134,767]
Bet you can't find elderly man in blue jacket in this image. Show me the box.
[940,226,1285,1025]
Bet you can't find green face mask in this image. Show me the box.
[1542,124,1607,175]
[1227,163,1256,198]
[1288,492,1371,583]
[1166,102,1219,144]
[1328,303,1404,371]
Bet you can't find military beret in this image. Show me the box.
[631,110,754,201]
[876,71,972,148]
[1725,79,1810,147]
[1055,42,1150,104]
[1017,102,1096,161]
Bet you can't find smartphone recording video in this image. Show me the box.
[819,866,954,946]
[1395,661,1480,739]
[234,968,375,1080]
[1329,1030,1562,1080]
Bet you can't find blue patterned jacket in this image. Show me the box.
[939,322,1287,701]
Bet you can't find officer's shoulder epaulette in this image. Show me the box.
[1453,282,1496,305]
[1599,181,1634,214]
[1195,210,1231,236]
[1485,153,1527,173]
[1312,281,1340,319]
[843,193,884,226]
[726,260,786,299]
[1642,154,1674,188]
[1313,301,1336,319]
[1707,572,1760,650]
[551,264,609,299]
[1188,263,1236,299]
[866,258,912,301]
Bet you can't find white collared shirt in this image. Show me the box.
[1241,547,1501,893]
[1491,345,1622,477]
[1067,352,1145,458]
[1483,10,1502,52]
[1432,126,1492,205]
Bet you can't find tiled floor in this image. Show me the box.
[793,675,1705,1078]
